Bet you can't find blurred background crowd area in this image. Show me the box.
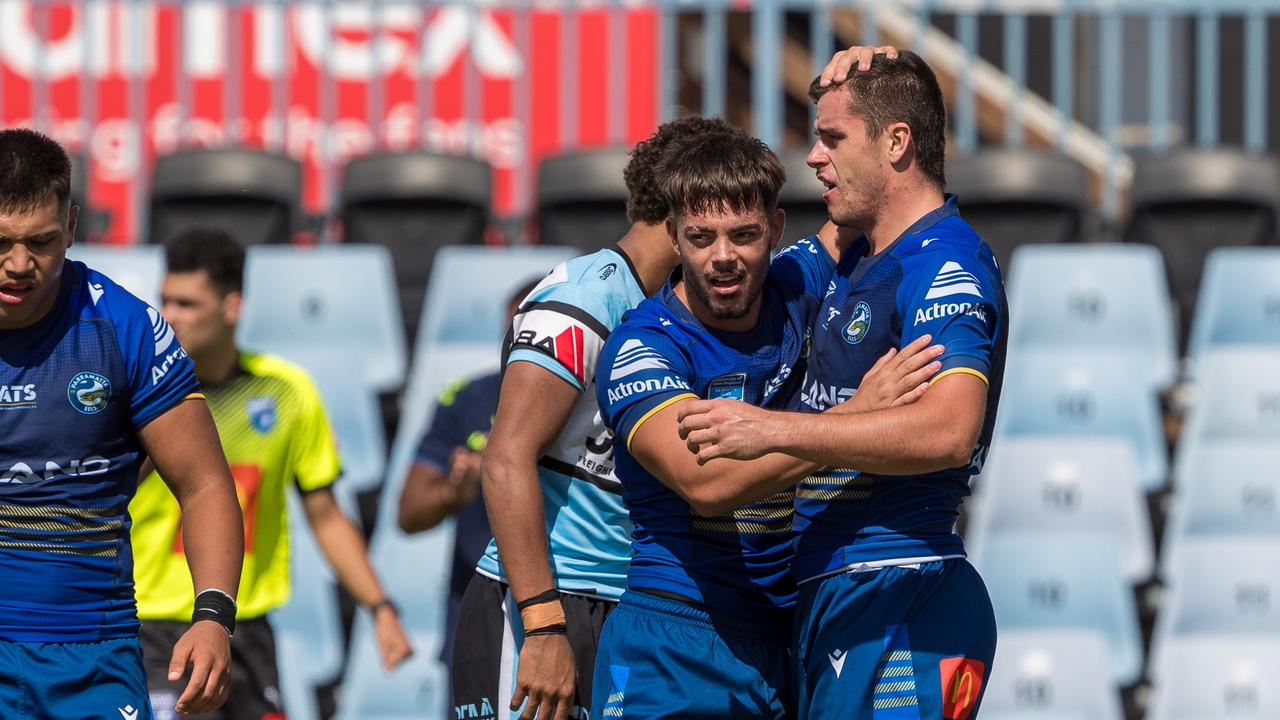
[5,1,1280,719]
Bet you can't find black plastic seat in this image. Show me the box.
[536,148,631,252]
[948,148,1092,274]
[340,151,491,344]
[149,148,301,247]
[779,150,829,246]
[1125,148,1280,346]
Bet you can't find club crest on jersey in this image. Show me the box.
[246,397,277,433]
[842,301,871,344]
[707,373,747,401]
[67,372,111,414]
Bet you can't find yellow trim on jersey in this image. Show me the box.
[931,367,989,387]
[626,393,699,452]
[183,392,206,401]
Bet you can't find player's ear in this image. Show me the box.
[885,121,911,165]
[65,205,79,250]
[666,217,679,252]
[223,290,242,325]
[770,208,786,252]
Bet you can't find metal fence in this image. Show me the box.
[1,0,1278,242]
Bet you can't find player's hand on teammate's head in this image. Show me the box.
[839,334,944,415]
[677,398,777,464]
[511,634,577,720]
[168,620,231,715]
[373,604,414,672]
[819,44,899,86]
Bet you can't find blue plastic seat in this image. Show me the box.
[1150,537,1280,679]
[67,244,165,308]
[980,629,1122,720]
[1006,244,1177,389]
[1179,349,1280,445]
[1148,637,1280,720]
[974,532,1143,685]
[269,494,344,720]
[238,245,406,392]
[997,349,1168,491]
[333,611,447,720]
[969,438,1152,582]
[1185,247,1280,379]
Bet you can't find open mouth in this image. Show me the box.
[0,282,33,306]
[708,275,743,297]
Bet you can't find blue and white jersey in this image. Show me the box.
[0,260,198,642]
[795,196,1008,583]
[597,237,835,617]
[476,248,648,600]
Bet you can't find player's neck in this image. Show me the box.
[191,341,240,385]
[617,221,678,296]
[865,181,946,256]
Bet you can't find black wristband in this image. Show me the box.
[516,589,561,611]
[369,598,399,616]
[525,622,568,637]
[193,589,237,637]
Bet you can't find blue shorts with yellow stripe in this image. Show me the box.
[793,559,996,720]
[592,590,791,719]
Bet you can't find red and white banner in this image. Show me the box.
[0,1,660,243]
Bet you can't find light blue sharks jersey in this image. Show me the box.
[476,248,648,600]
[0,260,198,642]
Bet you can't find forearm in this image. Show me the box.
[682,453,817,516]
[773,404,973,474]
[311,509,389,607]
[177,480,244,598]
[398,473,462,533]
[481,453,556,599]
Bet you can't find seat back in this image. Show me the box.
[238,245,406,392]
[969,438,1152,582]
[341,151,492,345]
[974,533,1142,684]
[779,150,829,247]
[536,149,631,252]
[997,349,1168,490]
[1006,244,1176,388]
[1148,638,1280,719]
[66,244,165,308]
[949,149,1091,271]
[1186,247,1280,378]
[150,148,301,246]
[981,630,1122,720]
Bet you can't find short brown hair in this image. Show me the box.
[625,115,738,224]
[656,128,785,220]
[0,128,72,216]
[809,49,947,188]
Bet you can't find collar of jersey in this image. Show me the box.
[839,193,960,292]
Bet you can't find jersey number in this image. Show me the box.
[172,463,264,554]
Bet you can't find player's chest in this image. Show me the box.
[811,277,902,379]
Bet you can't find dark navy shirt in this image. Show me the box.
[0,260,198,642]
[794,195,1008,582]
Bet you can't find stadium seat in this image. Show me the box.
[333,610,446,720]
[996,349,1168,491]
[1125,149,1280,346]
[1148,637,1280,720]
[69,154,109,243]
[779,150,829,247]
[1005,243,1177,389]
[149,148,301,246]
[65,244,164,308]
[1151,537,1280,672]
[980,630,1122,720]
[968,438,1153,582]
[1185,247,1280,379]
[237,244,406,392]
[948,149,1092,272]
[340,151,491,346]
[269,493,344,720]
[294,352,389,501]
[1178,349,1280,445]
[973,533,1143,685]
[1163,440,1280,573]
[536,148,631,251]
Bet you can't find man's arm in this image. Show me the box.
[398,450,481,533]
[682,373,987,475]
[481,360,580,720]
[304,487,413,671]
[138,398,243,717]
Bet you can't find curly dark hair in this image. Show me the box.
[625,115,738,224]
[164,227,246,295]
[0,128,72,216]
[657,129,785,220]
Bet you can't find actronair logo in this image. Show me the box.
[609,339,673,381]
[914,301,988,327]
[606,377,690,405]
[148,307,178,356]
[925,261,982,300]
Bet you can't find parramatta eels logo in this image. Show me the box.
[842,301,871,344]
[67,372,112,414]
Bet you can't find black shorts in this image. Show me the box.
[452,573,615,720]
[140,617,283,720]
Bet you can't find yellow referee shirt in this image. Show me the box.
[130,352,341,621]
